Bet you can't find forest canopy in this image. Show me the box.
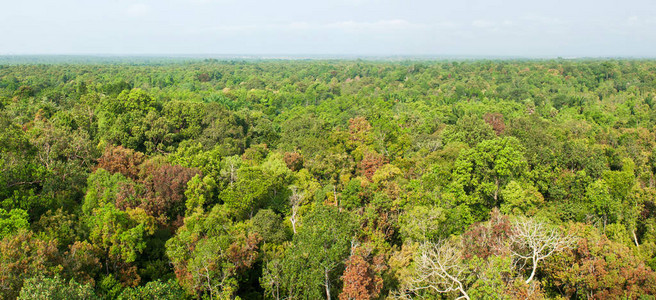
[1,58,656,299]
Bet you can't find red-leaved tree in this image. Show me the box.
[340,244,385,300]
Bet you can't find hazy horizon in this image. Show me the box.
[1,54,653,60]
[2,0,655,57]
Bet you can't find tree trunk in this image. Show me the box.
[324,268,331,299]
[455,282,471,300]
[456,291,471,300]
[633,230,639,247]
[290,207,298,234]
[526,257,538,284]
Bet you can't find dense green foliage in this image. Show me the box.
[1,59,656,299]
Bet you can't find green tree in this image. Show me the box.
[184,174,217,214]
[252,209,289,244]
[82,169,134,216]
[453,137,528,218]
[118,279,186,300]
[166,205,260,299]
[265,205,356,299]
[398,205,446,242]
[585,179,620,227]
[17,275,97,300]
[0,208,29,239]
[219,166,272,220]
[87,204,156,285]
[442,115,496,147]
[499,181,544,216]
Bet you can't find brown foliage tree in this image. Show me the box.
[349,117,373,145]
[197,73,211,82]
[543,224,656,299]
[139,160,199,226]
[227,233,262,272]
[98,150,199,228]
[115,262,141,287]
[114,180,140,211]
[96,145,145,180]
[283,151,304,171]
[63,241,102,286]
[484,112,506,135]
[461,209,512,260]
[0,231,62,299]
[358,152,386,181]
[339,245,385,300]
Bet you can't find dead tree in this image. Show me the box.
[408,241,470,300]
[288,186,304,235]
[509,217,575,284]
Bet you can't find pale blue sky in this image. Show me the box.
[1,0,655,57]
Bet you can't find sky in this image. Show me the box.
[1,0,655,57]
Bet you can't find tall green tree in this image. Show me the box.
[452,137,528,219]
[264,205,356,299]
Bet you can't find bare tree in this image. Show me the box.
[219,157,240,187]
[407,241,470,300]
[288,186,304,235]
[227,161,237,186]
[509,217,575,284]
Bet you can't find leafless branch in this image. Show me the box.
[406,241,470,300]
[509,217,576,284]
